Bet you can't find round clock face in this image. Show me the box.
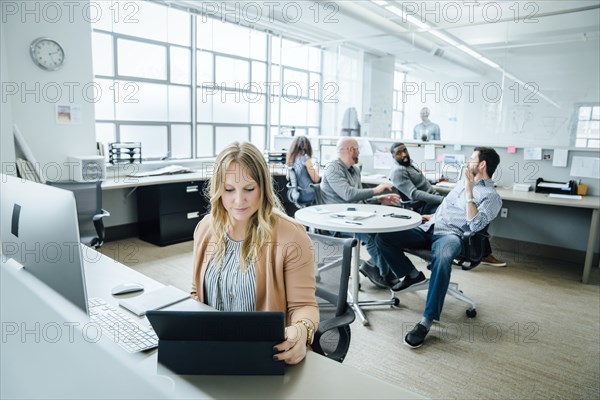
[30,38,65,71]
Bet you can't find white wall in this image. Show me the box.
[2,0,96,181]
[403,40,600,148]
[0,21,15,175]
[362,54,394,138]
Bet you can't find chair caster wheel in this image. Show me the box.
[466,308,477,318]
[392,297,400,307]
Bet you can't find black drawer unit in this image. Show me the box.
[137,180,209,246]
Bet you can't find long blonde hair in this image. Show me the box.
[207,142,283,271]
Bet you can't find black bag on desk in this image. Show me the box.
[535,178,577,195]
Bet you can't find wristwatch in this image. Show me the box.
[466,198,476,204]
[296,320,314,347]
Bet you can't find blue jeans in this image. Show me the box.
[339,232,387,275]
[375,227,463,321]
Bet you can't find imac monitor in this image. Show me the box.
[0,174,89,314]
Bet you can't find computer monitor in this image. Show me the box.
[319,143,338,167]
[0,174,89,314]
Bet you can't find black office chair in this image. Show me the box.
[400,226,491,318]
[308,233,357,363]
[286,167,320,208]
[394,189,426,212]
[47,181,110,248]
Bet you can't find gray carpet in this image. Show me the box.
[100,239,600,399]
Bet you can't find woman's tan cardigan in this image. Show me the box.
[191,211,319,328]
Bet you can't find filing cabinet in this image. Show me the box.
[137,180,209,246]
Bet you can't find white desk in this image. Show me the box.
[295,204,421,326]
[0,248,424,399]
[434,185,600,284]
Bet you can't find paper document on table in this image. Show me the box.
[310,206,332,214]
[436,181,457,188]
[328,219,364,227]
[330,211,376,221]
[538,182,570,189]
[128,165,192,177]
[548,194,582,200]
[119,285,189,316]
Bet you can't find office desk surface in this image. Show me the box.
[1,248,425,399]
[434,185,600,210]
[102,165,288,191]
[434,184,600,284]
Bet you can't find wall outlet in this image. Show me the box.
[500,208,508,218]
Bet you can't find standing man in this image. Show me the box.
[413,107,440,141]
[376,147,502,348]
[320,137,401,289]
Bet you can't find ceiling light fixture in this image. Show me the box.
[380,1,560,108]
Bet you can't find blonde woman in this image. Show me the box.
[191,142,318,365]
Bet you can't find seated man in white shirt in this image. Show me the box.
[376,147,502,348]
[388,142,506,268]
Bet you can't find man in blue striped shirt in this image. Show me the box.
[376,147,502,348]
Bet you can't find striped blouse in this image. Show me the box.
[203,234,256,312]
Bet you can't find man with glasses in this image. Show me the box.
[389,142,506,267]
[376,147,502,348]
[320,137,401,289]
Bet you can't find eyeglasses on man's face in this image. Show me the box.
[347,146,360,152]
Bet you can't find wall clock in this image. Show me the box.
[30,37,65,71]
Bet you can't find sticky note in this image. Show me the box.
[453,144,462,151]
[507,146,517,154]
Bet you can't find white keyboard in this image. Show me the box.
[88,297,158,353]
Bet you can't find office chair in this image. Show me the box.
[285,166,321,208]
[400,226,491,318]
[308,233,357,362]
[395,190,426,213]
[47,181,110,248]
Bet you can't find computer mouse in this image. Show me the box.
[111,282,145,295]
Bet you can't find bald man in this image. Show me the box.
[413,107,440,141]
[319,137,402,289]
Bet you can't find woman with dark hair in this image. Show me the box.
[286,136,320,204]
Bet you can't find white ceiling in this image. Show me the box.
[173,0,600,84]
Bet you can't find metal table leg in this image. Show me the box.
[347,235,400,326]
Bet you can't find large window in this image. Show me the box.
[573,104,600,148]
[92,1,324,160]
[92,1,192,161]
[392,70,406,139]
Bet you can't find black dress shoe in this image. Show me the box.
[392,271,426,292]
[359,261,389,289]
[384,270,400,287]
[404,322,429,349]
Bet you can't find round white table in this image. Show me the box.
[295,203,421,326]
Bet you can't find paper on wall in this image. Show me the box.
[570,156,600,179]
[424,144,435,160]
[552,149,568,167]
[373,150,394,170]
[524,147,542,160]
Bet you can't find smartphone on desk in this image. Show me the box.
[384,214,410,219]
[389,214,411,219]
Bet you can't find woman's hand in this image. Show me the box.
[273,323,308,365]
